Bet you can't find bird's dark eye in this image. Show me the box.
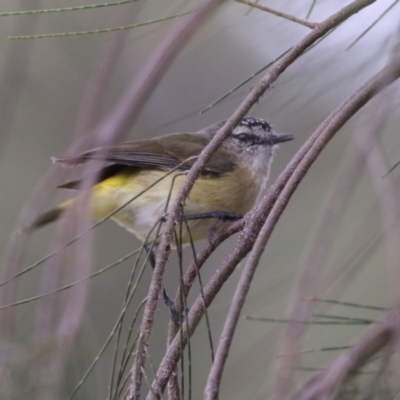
[234,132,260,145]
[235,133,250,142]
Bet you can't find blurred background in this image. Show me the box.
[0,0,399,399]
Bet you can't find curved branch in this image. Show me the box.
[141,7,378,395]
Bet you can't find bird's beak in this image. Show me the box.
[264,133,294,145]
[262,132,294,146]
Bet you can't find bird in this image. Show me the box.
[30,117,293,245]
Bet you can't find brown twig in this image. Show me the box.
[235,0,318,29]
[149,56,400,400]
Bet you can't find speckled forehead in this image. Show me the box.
[238,118,272,131]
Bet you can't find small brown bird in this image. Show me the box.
[32,117,293,244]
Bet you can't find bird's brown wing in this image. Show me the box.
[55,133,236,189]
[55,132,236,174]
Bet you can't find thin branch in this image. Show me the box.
[306,0,317,19]
[0,0,138,16]
[235,0,317,29]
[245,317,372,325]
[9,12,191,39]
[275,346,353,358]
[308,298,388,311]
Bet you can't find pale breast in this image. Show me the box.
[89,161,269,244]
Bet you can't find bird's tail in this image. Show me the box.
[27,199,74,231]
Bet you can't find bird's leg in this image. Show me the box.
[144,245,183,325]
[183,211,243,242]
